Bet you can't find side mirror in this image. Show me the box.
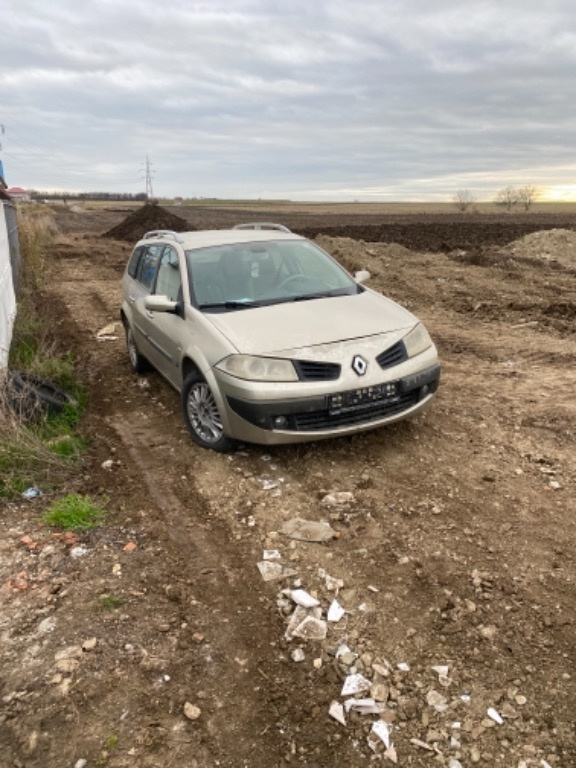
[354,270,371,284]
[144,295,178,313]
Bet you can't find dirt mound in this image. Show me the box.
[315,235,417,279]
[502,227,576,268]
[102,203,192,242]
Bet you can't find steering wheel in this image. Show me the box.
[280,274,307,290]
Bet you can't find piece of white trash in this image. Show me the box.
[280,518,337,542]
[336,643,353,658]
[329,700,346,726]
[371,720,391,749]
[96,322,118,341]
[291,616,327,641]
[341,673,372,696]
[257,561,296,582]
[289,589,320,608]
[487,706,504,725]
[327,599,346,622]
[284,605,322,640]
[344,698,385,715]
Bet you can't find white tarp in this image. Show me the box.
[0,208,17,369]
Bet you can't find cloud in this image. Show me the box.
[2,0,576,199]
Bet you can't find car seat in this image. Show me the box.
[250,255,277,297]
[221,250,251,299]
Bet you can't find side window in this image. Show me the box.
[154,247,182,302]
[136,245,164,291]
[127,246,144,278]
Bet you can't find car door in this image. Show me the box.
[137,245,186,387]
[126,243,165,363]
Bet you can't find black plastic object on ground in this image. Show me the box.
[7,371,78,419]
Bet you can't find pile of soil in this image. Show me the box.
[501,227,576,268]
[102,203,192,242]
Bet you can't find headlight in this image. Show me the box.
[403,323,432,358]
[216,355,298,382]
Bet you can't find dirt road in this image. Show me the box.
[1,205,575,767]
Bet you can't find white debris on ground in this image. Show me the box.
[95,321,119,341]
[252,498,560,766]
[279,517,337,542]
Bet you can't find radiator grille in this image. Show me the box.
[293,360,341,381]
[376,341,407,369]
[292,391,419,431]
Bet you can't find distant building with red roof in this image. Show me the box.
[6,187,31,202]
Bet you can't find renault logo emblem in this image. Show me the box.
[352,355,368,376]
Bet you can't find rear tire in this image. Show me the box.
[125,324,151,373]
[181,372,234,452]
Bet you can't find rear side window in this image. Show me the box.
[136,245,164,291]
[127,246,144,278]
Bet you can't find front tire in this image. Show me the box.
[182,372,234,452]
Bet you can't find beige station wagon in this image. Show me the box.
[120,223,440,451]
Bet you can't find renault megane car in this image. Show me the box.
[120,223,440,452]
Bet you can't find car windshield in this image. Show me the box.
[185,239,360,311]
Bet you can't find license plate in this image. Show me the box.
[328,382,399,413]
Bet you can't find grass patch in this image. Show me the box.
[10,206,59,369]
[0,403,74,498]
[100,594,123,611]
[0,420,88,498]
[105,733,119,750]
[41,493,107,531]
[0,206,88,499]
[0,379,87,497]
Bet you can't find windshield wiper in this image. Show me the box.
[199,300,260,310]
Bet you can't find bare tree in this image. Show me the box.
[517,184,538,211]
[453,189,476,212]
[495,186,519,211]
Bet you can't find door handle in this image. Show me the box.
[145,310,154,319]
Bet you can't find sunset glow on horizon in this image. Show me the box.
[539,185,576,203]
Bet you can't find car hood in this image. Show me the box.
[206,291,417,356]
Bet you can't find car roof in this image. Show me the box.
[136,228,306,251]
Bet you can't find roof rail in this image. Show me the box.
[233,222,292,233]
[142,229,183,242]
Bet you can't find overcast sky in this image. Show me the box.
[2,0,576,201]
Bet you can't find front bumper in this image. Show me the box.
[223,363,441,443]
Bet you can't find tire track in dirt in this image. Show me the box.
[108,418,290,766]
